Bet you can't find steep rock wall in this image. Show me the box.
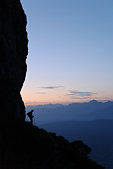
[0,0,28,124]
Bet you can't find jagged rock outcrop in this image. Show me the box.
[0,0,28,124]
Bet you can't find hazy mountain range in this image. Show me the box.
[26,100,113,124]
[26,100,113,169]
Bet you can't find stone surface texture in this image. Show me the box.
[0,0,28,124]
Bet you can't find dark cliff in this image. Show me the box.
[0,0,28,124]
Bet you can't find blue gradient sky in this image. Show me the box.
[20,0,113,105]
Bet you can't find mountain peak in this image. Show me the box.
[89,100,99,104]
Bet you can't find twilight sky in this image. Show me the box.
[20,0,113,105]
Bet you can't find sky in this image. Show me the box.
[20,0,113,105]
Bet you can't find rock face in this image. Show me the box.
[0,0,28,124]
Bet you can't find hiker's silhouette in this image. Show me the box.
[27,109,34,125]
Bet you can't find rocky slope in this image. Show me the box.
[0,121,105,169]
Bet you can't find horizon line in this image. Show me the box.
[24,99,113,106]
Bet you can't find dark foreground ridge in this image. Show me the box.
[0,121,105,169]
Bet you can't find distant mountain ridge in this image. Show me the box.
[27,103,63,109]
[26,100,113,124]
[26,101,113,169]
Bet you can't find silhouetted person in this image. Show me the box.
[27,109,34,125]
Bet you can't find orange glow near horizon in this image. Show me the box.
[21,81,113,106]
[21,89,113,106]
